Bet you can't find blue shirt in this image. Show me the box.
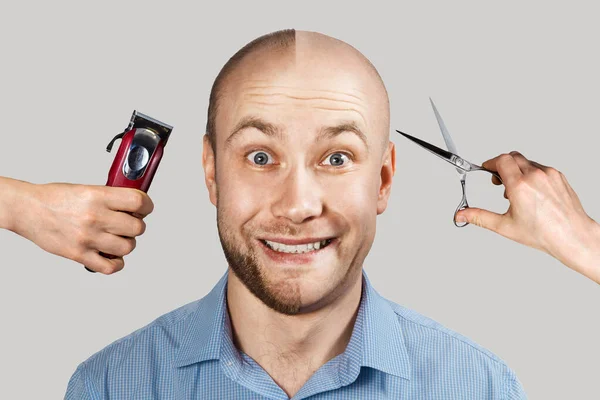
[65,269,527,399]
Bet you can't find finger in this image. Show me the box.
[456,207,506,235]
[489,177,509,197]
[530,160,549,170]
[105,213,146,237]
[82,251,125,275]
[94,233,137,257]
[508,151,538,173]
[481,153,524,188]
[106,187,155,218]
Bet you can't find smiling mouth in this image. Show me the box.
[260,238,335,253]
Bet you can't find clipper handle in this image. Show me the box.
[84,124,167,273]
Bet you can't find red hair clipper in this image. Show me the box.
[84,110,173,273]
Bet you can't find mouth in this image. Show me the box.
[257,237,337,264]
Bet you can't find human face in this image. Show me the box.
[202,42,394,316]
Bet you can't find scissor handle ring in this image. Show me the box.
[453,167,504,227]
[454,178,469,227]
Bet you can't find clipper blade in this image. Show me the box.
[128,110,173,145]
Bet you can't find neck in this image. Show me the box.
[226,268,363,392]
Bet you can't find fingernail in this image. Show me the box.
[456,215,467,222]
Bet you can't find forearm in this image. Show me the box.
[555,217,600,285]
[0,176,36,233]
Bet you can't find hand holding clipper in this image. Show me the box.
[84,111,173,273]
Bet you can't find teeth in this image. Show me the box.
[264,239,330,254]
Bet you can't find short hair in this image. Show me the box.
[205,29,296,158]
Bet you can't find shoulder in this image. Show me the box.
[385,299,526,398]
[91,297,201,362]
[66,298,203,396]
[388,299,505,363]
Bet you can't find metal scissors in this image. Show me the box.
[395,98,504,227]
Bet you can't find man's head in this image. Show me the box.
[202,29,395,315]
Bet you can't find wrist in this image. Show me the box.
[0,177,38,234]
[559,216,600,284]
[585,219,600,284]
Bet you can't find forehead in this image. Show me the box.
[217,44,387,146]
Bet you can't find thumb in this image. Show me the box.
[456,207,504,232]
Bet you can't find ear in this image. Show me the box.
[377,141,396,215]
[202,134,218,207]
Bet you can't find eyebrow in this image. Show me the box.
[224,115,370,153]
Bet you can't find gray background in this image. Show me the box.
[1,1,598,398]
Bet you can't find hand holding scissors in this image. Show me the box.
[397,99,600,284]
[396,98,504,228]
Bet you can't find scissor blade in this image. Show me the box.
[429,98,464,175]
[395,130,460,167]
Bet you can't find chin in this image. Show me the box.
[260,262,346,309]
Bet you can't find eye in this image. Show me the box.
[246,150,274,166]
[322,152,351,167]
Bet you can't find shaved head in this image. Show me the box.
[205,29,390,160]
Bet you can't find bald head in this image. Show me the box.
[205,29,390,158]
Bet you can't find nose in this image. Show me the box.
[271,165,323,224]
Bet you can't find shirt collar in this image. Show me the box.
[172,272,228,367]
[352,270,411,381]
[173,269,411,381]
